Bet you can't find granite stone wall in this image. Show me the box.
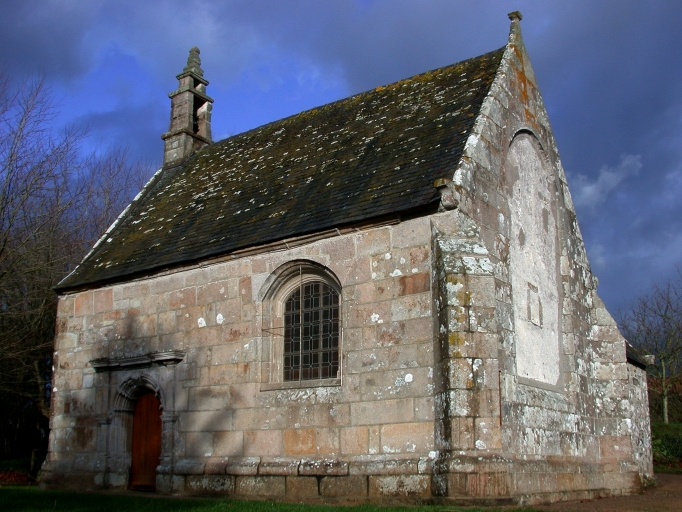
[40,17,651,504]
[41,218,442,499]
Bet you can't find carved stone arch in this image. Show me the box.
[259,259,343,389]
[114,374,164,413]
[258,259,341,301]
[504,130,563,389]
[510,128,546,151]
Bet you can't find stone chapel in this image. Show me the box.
[41,13,653,504]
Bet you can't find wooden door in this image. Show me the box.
[129,391,161,491]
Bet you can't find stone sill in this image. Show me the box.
[260,378,341,391]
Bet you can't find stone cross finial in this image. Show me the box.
[183,46,204,77]
[508,11,523,22]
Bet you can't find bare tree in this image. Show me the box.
[619,274,682,424]
[0,72,152,460]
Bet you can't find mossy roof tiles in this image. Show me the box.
[58,46,505,291]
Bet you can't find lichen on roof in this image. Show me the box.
[58,46,505,291]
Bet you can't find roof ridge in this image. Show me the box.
[210,46,507,149]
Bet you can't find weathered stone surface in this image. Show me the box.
[186,475,235,494]
[43,15,651,506]
[369,474,431,497]
[235,476,286,496]
[285,476,319,497]
[320,475,368,497]
[225,457,260,476]
[174,459,206,475]
[258,457,299,476]
[299,459,349,476]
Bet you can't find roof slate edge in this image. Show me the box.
[56,202,440,294]
[55,164,171,291]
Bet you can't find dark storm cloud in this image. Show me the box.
[0,0,98,79]
[73,102,167,166]
[1,0,681,312]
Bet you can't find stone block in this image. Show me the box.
[115,282,150,301]
[390,293,431,322]
[188,386,229,411]
[236,476,286,496]
[157,311,177,335]
[214,431,243,457]
[316,428,339,455]
[258,457,299,476]
[286,403,349,429]
[350,457,418,476]
[352,282,376,304]
[225,457,260,475]
[175,459,206,475]
[398,273,430,296]
[244,429,283,457]
[286,476,319,497]
[446,473,468,496]
[448,358,475,390]
[318,235,357,261]
[299,459,349,476]
[347,301,391,329]
[196,280,231,304]
[391,218,431,248]
[228,383,259,409]
[150,273,185,295]
[75,292,93,317]
[351,398,414,425]
[380,422,434,454]
[556,472,575,492]
[450,417,475,450]
[184,432,214,458]
[156,474,185,493]
[238,276,252,303]
[283,428,315,455]
[356,228,391,256]
[233,407,286,431]
[368,474,430,497]
[208,363,250,385]
[204,457,229,474]
[414,396,435,421]
[466,472,511,497]
[93,289,113,313]
[320,475,368,497]
[341,426,368,455]
[474,416,501,450]
[186,474,235,494]
[175,305,207,333]
[168,287,197,309]
[600,435,632,459]
[57,297,75,316]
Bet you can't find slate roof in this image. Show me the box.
[58,46,505,291]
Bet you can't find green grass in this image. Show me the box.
[0,487,542,512]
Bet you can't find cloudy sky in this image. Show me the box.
[1,0,681,315]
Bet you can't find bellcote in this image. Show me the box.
[161,47,214,167]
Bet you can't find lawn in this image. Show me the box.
[1,487,540,512]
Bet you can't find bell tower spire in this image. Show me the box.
[161,47,214,167]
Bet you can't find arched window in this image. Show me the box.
[259,260,342,389]
[283,280,340,381]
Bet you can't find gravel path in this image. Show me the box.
[534,473,682,512]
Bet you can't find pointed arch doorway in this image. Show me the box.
[129,390,162,491]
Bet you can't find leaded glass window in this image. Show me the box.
[283,281,339,381]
